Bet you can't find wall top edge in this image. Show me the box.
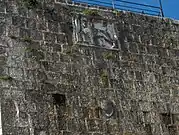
[55,0,179,24]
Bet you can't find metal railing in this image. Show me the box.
[72,0,164,17]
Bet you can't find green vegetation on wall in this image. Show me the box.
[17,0,39,9]
[100,70,109,87]
[0,76,13,81]
[82,9,100,16]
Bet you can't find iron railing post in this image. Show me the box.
[112,0,115,9]
[159,0,164,17]
[72,0,163,17]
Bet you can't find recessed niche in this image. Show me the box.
[52,94,66,106]
[168,125,178,135]
[160,113,174,126]
[144,124,152,135]
[52,94,67,130]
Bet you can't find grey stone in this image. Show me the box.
[0,1,178,135]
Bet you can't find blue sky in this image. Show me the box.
[137,0,179,20]
[73,0,179,20]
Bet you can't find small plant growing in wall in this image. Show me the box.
[65,45,79,56]
[100,70,109,87]
[82,9,100,16]
[25,46,44,61]
[0,76,13,81]
[25,46,36,53]
[103,52,115,60]
[113,9,121,16]
[18,0,39,9]
[21,36,33,43]
[65,47,72,55]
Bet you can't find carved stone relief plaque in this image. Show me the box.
[73,15,119,49]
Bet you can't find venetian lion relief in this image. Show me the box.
[73,15,119,49]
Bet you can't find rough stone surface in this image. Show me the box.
[0,0,179,135]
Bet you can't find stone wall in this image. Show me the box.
[0,0,179,135]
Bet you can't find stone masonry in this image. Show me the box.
[0,0,179,135]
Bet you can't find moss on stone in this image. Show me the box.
[82,9,100,16]
[0,76,13,81]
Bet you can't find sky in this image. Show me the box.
[137,0,179,20]
[73,0,179,20]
